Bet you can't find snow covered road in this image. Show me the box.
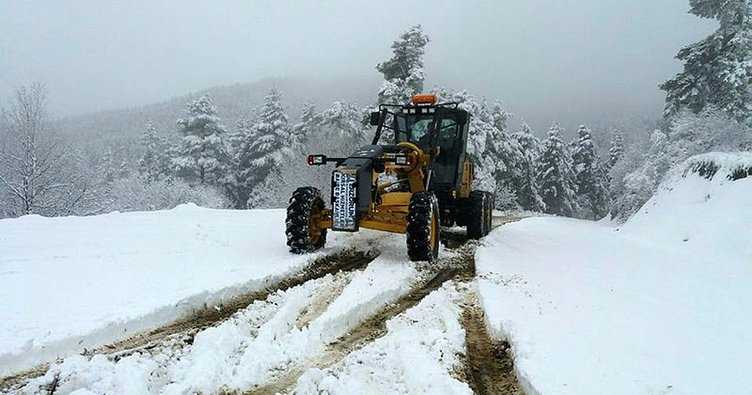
[0,205,379,378]
[2,209,523,394]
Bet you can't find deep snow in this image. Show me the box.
[294,282,472,395]
[476,152,752,394]
[0,204,347,377]
[16,232,466,394]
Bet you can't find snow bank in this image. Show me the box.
[620,151,752,261]
[476,152,752,394]
[0,205,347,377]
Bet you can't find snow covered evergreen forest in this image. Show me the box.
[2,7,751,222]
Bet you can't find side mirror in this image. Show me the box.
[369,111,381,126]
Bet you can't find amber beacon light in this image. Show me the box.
[411,94,438,105]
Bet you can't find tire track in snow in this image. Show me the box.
[275,216,523,395]
[8,216,525,394]
[455,256,523,395]
[455,215,524,395]
[248,257,468,395]
[90,249,379,358]
[249,220,519,395]
[0,248,378,394]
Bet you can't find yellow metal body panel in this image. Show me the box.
[360,210,408,233]
[315,208,407,234]
[379,192,411,207]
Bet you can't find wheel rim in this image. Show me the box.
[430,208,438,252]
[308,204,323,245]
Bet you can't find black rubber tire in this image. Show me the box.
[466,190,488,240]
[407,191,440,262]
[286,187,327,254]
[484,192,494,234]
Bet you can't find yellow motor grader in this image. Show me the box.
[286,94,493,262]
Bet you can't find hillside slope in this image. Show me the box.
[57,75,379,156]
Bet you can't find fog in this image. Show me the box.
[0,0,715,130]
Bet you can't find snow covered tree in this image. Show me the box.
[97,149,117,183]
[607,133,625,170]
[225,118,256,208]
[667,106,752,160]
[291,103,319,154]
[660,0,752,122]
[376,25,430,105]
[487,100,524,207]
[171,94,230,186]
[537,124,580,216]
[375,25,430,143]
[0,83,91,217]
[571,125,610,219]
[244,88,292,208]
[611,130,671,219]
[138,121,168,182]
[490,100,512,132]
[512,123,545,212]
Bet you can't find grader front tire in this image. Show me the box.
[286,187,327,254]
[407,191,440,262]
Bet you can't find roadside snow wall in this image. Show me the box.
[620,151,752,261]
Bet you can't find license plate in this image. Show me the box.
[332,170,357,231]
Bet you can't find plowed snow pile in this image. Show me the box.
[476,152,752,395]
[0,205,351,377]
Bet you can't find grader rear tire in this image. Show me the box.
[286,187,327,254]
[407,191,440,262]
[467,190,491,239]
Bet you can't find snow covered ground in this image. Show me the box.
[0,204,356,377]
[293,282,472,395]
[476,152,752,394]
[5,152,751,394]
[14,228,472,394]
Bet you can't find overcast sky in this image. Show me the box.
[0,0,715,128]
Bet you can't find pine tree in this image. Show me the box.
[97,149,116,183]
[291,103,320,154]
[511,123,545,211]
[660,0,752,122]
[571,125,610,219]
[226,117,257,209]
[171,94,230,186]
[607,133,625,169]
[487,100,524,207]
[138,121,168,182]
[375,25,430,143]
[244,88,291,208]
[537,124,580,216]
[376,25,430,105]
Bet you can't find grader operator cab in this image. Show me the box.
[286,94,493,262]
